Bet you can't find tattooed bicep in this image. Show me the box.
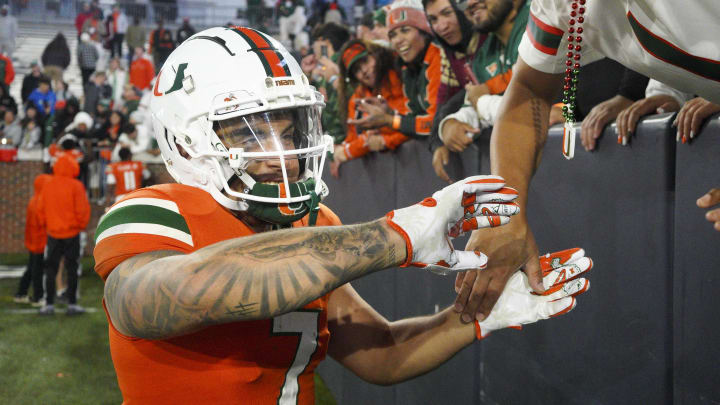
[105,251,184,299]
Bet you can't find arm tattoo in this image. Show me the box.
[530,97,547,154]
[105,219,402,339]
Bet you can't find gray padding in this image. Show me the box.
[316,113,719,404]
[672,113,720,405]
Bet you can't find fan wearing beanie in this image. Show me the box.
[345,0,442,141]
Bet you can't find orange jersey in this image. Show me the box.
[106,161,146,196]
[93,184,341,405]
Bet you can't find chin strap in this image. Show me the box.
[305,188,321,226]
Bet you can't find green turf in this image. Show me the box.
[0,255,336,405]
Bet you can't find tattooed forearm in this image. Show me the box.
[104,219,406,339]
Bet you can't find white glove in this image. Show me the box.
[386,175,519,274]
[475,248,592,339]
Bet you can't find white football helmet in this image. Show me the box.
[150,26,331,224]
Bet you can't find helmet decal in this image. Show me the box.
[227,27,291,77]
[154,63,189,97]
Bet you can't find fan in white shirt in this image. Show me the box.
[451,0,720,325]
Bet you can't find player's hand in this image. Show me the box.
[615,95,680,146]
[697,188,720,231]
[580,95,633,151]
[441,118,480,152]
[386,176,519,275]
[432,146,452,183]
[475,248,592,339]
[673,97,720,144]
[454,219,544,323]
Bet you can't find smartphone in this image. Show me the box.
[321,45,328,57]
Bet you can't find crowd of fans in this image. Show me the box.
[3,0,720,313]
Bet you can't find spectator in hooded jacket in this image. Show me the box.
[129,47,155,91]
[37,154,90,315]
[41,33,71,90]
[13,174,52,306]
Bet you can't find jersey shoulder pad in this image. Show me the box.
[93,185,205,280]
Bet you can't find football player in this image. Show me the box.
[94,26,592,404]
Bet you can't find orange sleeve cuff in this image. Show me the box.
[474,321,484,340]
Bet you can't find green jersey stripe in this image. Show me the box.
[628,11,720,82]
[96,205,190,243]
[96,223,194,246]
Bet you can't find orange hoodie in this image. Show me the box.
[25,174,52,253]
[39,154,91,239]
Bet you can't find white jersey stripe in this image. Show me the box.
[107,197,181,215]
[96,223,194,247]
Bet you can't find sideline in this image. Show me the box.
[4,307,100,314]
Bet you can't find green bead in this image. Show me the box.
[562,106,568,112]
[571,86,577,92]
[570,95,576,101]
[572,77,578,83]
[573,69,579,74]
[563,90,569,96]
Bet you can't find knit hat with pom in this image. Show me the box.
[387,0,432,34]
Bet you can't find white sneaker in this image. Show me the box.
[39,305,55,315]
[13,295,30,304]
[31,298,46,307]
[67,304,86,315]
